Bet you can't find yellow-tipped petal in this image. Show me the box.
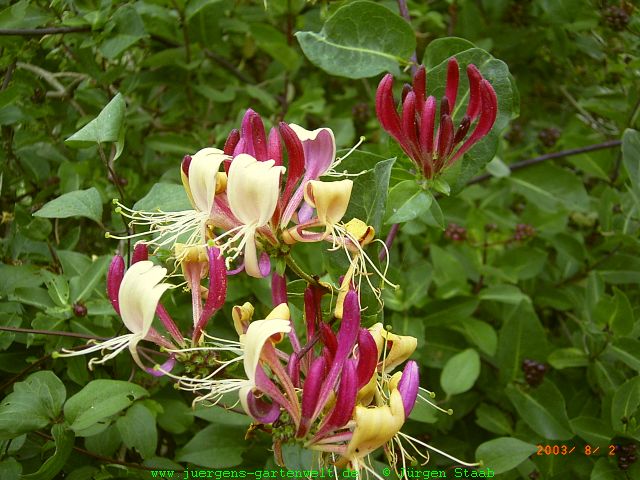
[185,148,226,214]
[344,389,405,460]
[232,302,255,336]
[304,180,353,233]
[242,318,291,383]
[227,154,284,227]
[368,324,418,373]
[344,218,375,247]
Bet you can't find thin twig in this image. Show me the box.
[0,26,91,36]
[467,139,622,185]
[32,431,183,472]
[0,325,103,340]
[203,48,255,84]
[1,60,16,90]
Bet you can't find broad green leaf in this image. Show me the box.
[69,255,111,303]
[133,183,192,212]
[99,6,146,59]
[65,94,126,160]
[0,371,66,439]
[423,297,479,326]
[43,272,70,308]
[610,287,634,336]
[408,397,439,423]
[158,400,194,434]
[176,424,245,468]
[475,403,513,435]
[296,1,415,79]
[430,245,469,298]
[506,382,573,440]
[510,163,590,212]
[64,380,149,433]
[622,129,640,187]
[590,458,621,480]
[441,348,481,396]
[0,0,50,29]
[341,153,395,233]
[385,180,432,224]
[570,417,613,445]
[475,437,537,474]
[34,188,103,223]
[611,376,640,433]
[0,458,21,479]
[22,424,74,480]
[423,37,476,68]
[548,348,589,369]
[480,284,530,305]
[116,403,157,459]
[281,444,318,471]
[606,338,640,373]
[453,318,498,356]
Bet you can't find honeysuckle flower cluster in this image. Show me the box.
[56,61,492,475]
[376,58,498,179]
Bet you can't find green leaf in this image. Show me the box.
[0,371,66,439]
[606,338,640,373]
[22,424,74,480]
[64,380,149,434]
[509,163,590,212]
[281,444,318,470]
[475,437,537,474]
[611,376,640,433]
[65,94,125,160]
[454,318,498,356]
[475,403,513,435]
[622,129,640,188]
[157,400,194,434]
[69,255,111,303]
[570,416,613,445]
[295,1,415,79]
[133,183,192,212]
[341,153,395,233]
[0,458,21,480]
[609,287,634,336]
[116,403,157,459]
[590,458,621,480]
[385,180,432,224]
[506,382,573,440]
[423,37,476,69]
[43,272,70,308]
[176,424,245,468]
[440,348,481,396]
[548,348,589,369]
[33,188,103,223]
[480,284,530,305]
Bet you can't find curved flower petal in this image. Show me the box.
[241,318,291,384]
[288,124,336,178]
[183,148,227,215]
[304,180,353,234]
[118,261,171,338]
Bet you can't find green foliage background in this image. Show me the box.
[1,0,639,479]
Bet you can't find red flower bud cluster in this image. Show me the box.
[376,58,498,179]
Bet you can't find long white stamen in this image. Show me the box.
[397,432,480,467]
[324,137,368,178]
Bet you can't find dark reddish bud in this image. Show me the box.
[73,303,87,317]
[223,129,240,156]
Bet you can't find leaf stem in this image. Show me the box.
[284,255,332,293]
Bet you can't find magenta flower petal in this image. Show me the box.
[246,390,281,424]
[324,359,357,429]
[312,290,360,420]
[355,328,378,389]
[397,360,420,417]
[412,65,426,106]
[298,355,326,437]
[192,247,228,342]
[278,122,305,210]
[267,127,282,166]
[271,272,288,307]
[146,355,176,377]
[445,58,460,112]
[223,128,240,156]
[132,243,149,264]
[259,252,271,277]
[107,255,125,314]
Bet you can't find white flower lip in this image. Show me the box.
[118,260,171,338]
[187,148,226,214]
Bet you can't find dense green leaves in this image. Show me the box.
[296,1,415,79]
